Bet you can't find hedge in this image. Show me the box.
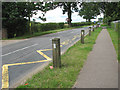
[32,22,64,32]
[72,22,92,27]
[31,22,93,33]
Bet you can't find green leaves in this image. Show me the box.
[2,2,56,38]
[79,2,100,22]
[98,2,120,23]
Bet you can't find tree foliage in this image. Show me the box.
[78,2,100,22]
[2,2,53,38]
[3,2,120,38]
[98,2,120,24]
[52,2,81,27]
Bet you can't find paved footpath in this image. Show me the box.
[73,29,118,88]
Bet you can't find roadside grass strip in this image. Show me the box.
[107,26,118,59]
[16,27,101,88]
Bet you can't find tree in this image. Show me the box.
[2,2,29,38]
[98,18,103,22]
[25,2,55,34]
[79,2,100,22]
[97,2,120,25]
[52,2,81,27]
[2,2,53,38]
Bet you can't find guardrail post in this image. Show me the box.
[81,30,84,44]
[52,38,61,68]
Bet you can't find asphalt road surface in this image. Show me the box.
[0,43,2,89]
[1,26,93,88]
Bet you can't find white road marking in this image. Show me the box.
[2,44,38,57]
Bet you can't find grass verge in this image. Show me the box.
[107,26,118,60]
[3,25,92,40]
[16,27,101,88]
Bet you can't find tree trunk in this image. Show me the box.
[67,3,72,27]
[88,19,91,22]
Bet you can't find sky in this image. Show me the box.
[31,7,104,23]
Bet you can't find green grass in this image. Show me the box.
[107,25,118,60]
[3,25,92,40]
[16,27,101,89]
[101,24,108,27]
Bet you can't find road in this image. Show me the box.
[1,26,92,88]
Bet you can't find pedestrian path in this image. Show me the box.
[73,29,118,88]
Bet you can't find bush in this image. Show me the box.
[6,18,28,38]
[40,23,58,31]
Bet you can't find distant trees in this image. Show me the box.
[78,2,120,24]
[78,2,100,22]
[2,2,120,38]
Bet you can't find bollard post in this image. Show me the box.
[96,24,98,29]
[52,38,61,68]
[89,29,91,36]
[81,30,84,44]
[93,25,94,32]
[89,27,91,30]
[89,27,91,36]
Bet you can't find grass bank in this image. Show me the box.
[17,27,101,88]
[4,25,92,40]
[107,25,118,60]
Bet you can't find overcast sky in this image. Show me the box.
[31,7,104,23]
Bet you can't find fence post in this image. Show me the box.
[81,30,84,44]
[52,38,61,68]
